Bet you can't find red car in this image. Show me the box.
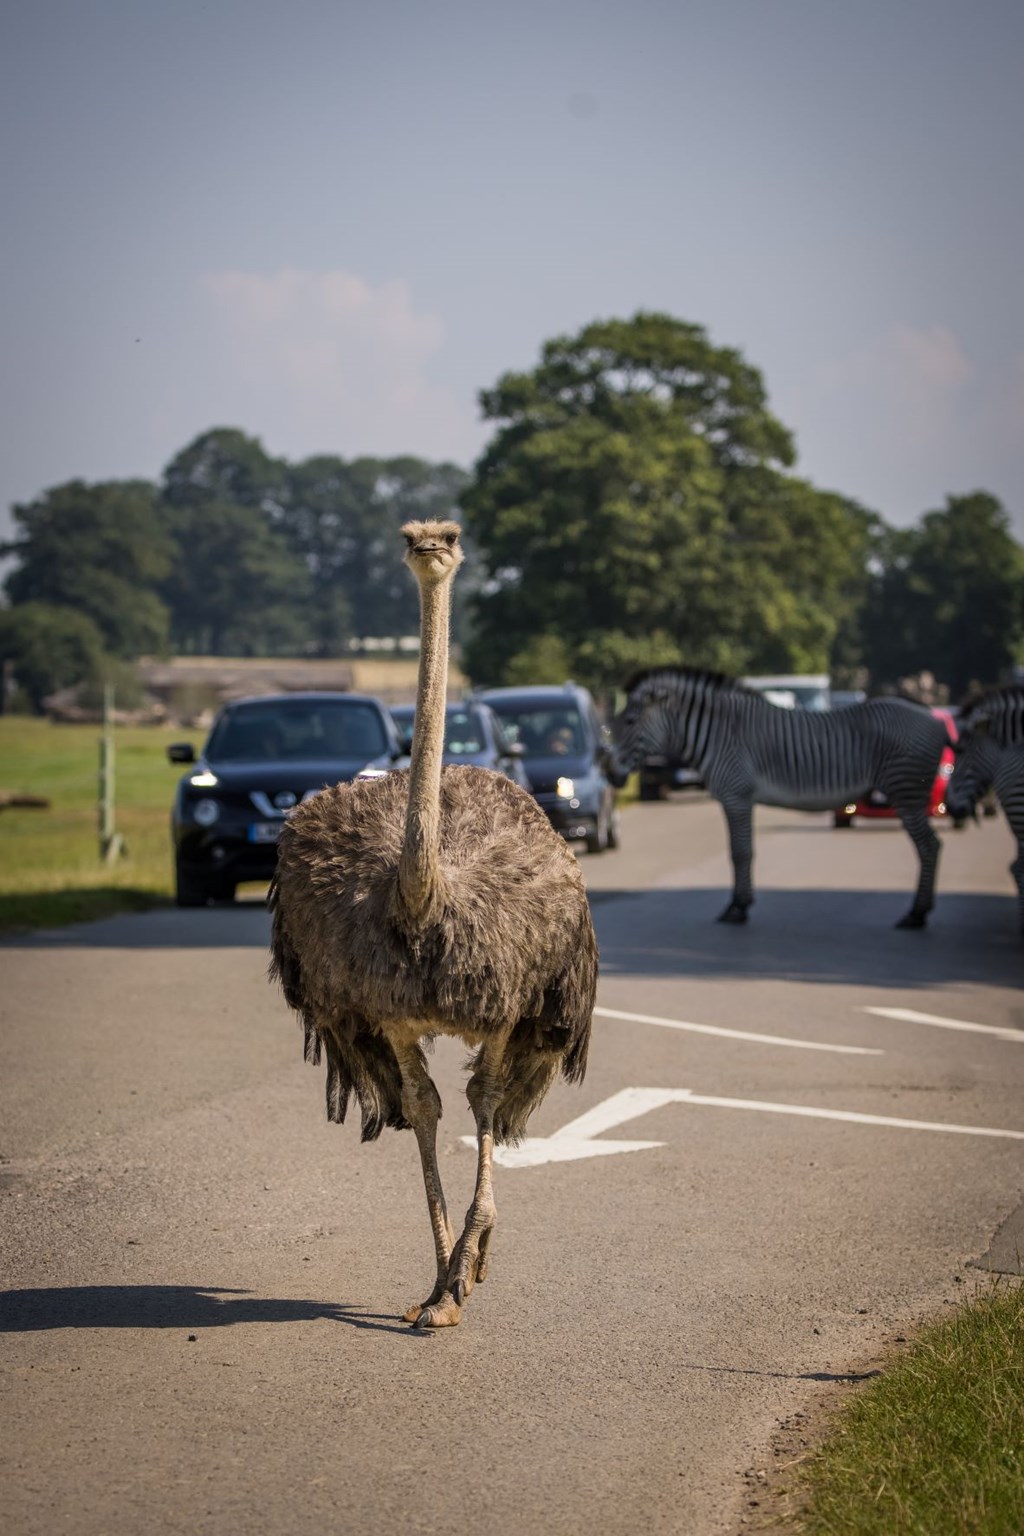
[833,707,958,827]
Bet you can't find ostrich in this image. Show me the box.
[269,521,598,1328]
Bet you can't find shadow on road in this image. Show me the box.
[594,888,1024,991]
[0,1285,425,1339]
[5,898,272,950]
[7,884,1022,995]
[677,1361,882,1384]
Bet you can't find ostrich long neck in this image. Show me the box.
[398,573,451,921]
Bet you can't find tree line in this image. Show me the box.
[2,313,1022,711]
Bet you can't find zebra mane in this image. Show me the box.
[623,665,751,698]
[958,684,1024,742]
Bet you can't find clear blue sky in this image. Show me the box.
[2,0,1022,539]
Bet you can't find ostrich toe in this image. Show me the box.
[410,1291,462,1328]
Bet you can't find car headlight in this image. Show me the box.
[193,798,220,827]
[556,777,575,798]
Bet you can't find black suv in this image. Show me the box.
[476,682,621,853]
[168,692,404,905]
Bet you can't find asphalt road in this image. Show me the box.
[2,797,1022,1536]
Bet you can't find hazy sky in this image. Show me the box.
[2,0,1022,541]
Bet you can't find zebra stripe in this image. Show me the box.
[612,668,948,928]
[946,685,1024,937]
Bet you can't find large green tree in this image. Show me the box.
[158,499,312,655]
[0,602,108,711]
[161,427,287,512]
[3,480,172,656]
[462,312,869,689]
[158,430,311,654]
[280,453,471,651]
[862,492,1024,696]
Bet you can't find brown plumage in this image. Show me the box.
[269,519,598,1327]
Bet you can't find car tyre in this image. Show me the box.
[585,805,610,855]
[833,811,854,828]
[638,778,663,802]
[606,803,621,850]
[175,861,211,907]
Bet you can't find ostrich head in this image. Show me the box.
[402,520,464,585]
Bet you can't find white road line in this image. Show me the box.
[674,1090,1024,1140]
[595,1005,882,1056]
[863,1006,1024,1043]
[474,1084,1024,1167]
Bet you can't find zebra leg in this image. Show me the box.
[893,805,941,929]
[1011,845,1024,938]
[717,798,754,924]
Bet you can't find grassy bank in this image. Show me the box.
[0,717,203,934]
[796,1281,1024,1535]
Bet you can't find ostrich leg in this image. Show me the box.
[393,1040,456,1325]
[415,1030,508,1329]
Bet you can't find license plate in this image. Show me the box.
[248,822,282,844]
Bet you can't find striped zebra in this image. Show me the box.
[612,668,948,927]
[945,685,1024,935]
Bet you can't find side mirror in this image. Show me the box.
[167,742,196,765]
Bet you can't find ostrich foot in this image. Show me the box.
[402,1275,453,1326]
[406,1288,462,1328]
[716,901,749,925]
[895,909,928,930]
[446,1219,495,1307]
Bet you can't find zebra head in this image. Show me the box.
[612,668,726,771]
[945,710,997,823]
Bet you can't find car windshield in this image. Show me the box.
[206,701,389,762]
[393,708,488,755]
[486,703,585,758]
[443,709,486,755]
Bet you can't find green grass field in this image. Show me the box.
[796,1281,1024,1535]
[0,717,205,933]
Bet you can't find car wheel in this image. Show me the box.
[585,805,609,855]
[638,778,663,802]
[175,861,211,907]
[833,811,854,828]
[606,803,621,850]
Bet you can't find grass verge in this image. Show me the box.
[0,717,203,935]
[794,1281,1024,1535]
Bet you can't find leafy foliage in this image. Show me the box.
[3,480,172,656]
[0,602,108,710]
[861,493,1024,698]
[280,453,471,654]
[462,312,872,689]
[1,318,1021,708]
[158,497,312,656]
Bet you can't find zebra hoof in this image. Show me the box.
[895,910,928,930]
[717,903,749,925]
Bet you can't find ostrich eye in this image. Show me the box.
[403,535,415,547]
[443,531,458,547]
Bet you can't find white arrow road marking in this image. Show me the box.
[863,1007,1024,1042]
[595,1005,881,1056]
[464,1086,1024,1168]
